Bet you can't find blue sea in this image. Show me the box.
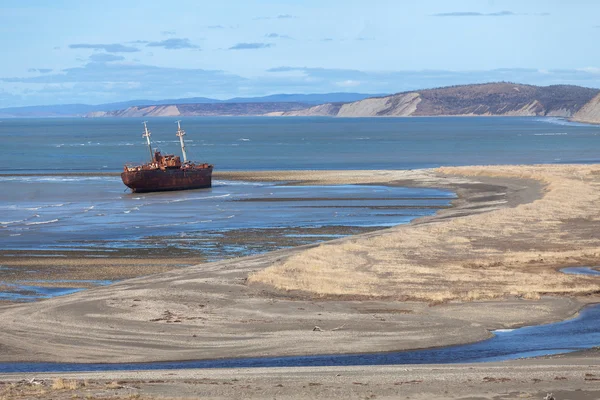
[1,116,599,173]
[0,116,598,255]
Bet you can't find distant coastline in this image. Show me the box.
[77,82,600,124]
[268,82,600,124]
[3,82,600,124]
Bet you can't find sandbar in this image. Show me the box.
[0,166,599,399]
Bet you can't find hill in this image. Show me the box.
[0,93,382,117]
[87,102,309,117]
[276,83,600,119]
[224,93,387,104]
[6,84,600,121]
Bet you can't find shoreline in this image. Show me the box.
[1,350,599,400]
[245,166,600,302]
[1,166,600,398]
[1,301,597,370]
[2,166,597,364]
[0,177,452,302]
[0,226,381,303]
[2,114,596,125]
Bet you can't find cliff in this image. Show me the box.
[572,93,600,124]
[83,83,600,121]
[337,92,421,117]
[88,105,181,117]
[279,83,599,118]
[265,103,343,117]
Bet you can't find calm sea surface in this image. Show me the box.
[0,116,597,254]
[1,116,599,172]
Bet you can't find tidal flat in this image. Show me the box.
[0,166,599,399]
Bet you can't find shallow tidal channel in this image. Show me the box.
[1,302,599,373]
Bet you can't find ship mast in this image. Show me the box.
[142,121,153,162]
[175,120,188,163]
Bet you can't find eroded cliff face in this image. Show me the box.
[270,103,343,116]
[88,105,181,117]
[337,93,421,117]
[572,93,600,124]
[278,93,421,117]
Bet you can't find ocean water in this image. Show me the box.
[0,115,598,254]
[1,116,599,173]
[0,177,453,252]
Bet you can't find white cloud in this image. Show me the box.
[336,80,361,87]
[3,64,600,108]
[577,67,600,74]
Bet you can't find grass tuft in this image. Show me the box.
[52,377,79,390]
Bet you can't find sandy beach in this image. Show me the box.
[0,166,599,399]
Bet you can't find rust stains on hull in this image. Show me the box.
[121,122,213,193]
[121,166,213,193]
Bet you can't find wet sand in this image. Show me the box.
[0,168,557,362]
[1,170,434,300]
[0,227,380,302]
[0,167,599,399]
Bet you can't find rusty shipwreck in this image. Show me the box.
[121,121,213,193]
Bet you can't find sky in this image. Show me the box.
[1,0,600,107]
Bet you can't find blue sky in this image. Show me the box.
[1,0,600,107]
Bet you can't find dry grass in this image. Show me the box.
[105,381,123,389]
[52,377,79,390]
[0,379,153,400]
[249,165,600,302]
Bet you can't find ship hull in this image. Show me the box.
[121,167,213,193]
